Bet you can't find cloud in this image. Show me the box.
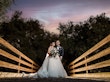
[8,0,110,33]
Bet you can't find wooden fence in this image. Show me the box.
[69,34,110,78]
[0,37,39,78]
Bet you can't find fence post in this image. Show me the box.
[72,63,75,75]
[18,56,21,73]
[31,62,33,72]
[84,57,88,74]
[69,63,75,75]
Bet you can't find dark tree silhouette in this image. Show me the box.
[58,13,110,65]
[0,11,58,66]
[0,11,110,72]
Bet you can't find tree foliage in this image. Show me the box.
[0,11,58,65]
[0,0,14,22]
[58,13,110,64]
[0,11,110,72]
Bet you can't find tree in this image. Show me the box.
[58,13,110,65]
[0,11,58,66]
[0,0,14,22]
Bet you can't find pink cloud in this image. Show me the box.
[8,0,110,34]
[43,8,110,34]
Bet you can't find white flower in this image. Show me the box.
[50,48,58,57]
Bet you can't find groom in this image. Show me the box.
[56,40,64,61]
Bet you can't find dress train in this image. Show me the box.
[23,53,67,78]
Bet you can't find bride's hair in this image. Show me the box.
[50,41,55,46]
[50,43,52,46]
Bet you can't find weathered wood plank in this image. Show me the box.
[71,47,110,69]
[0,72,24,78]
[0,37,38,67]
[71,60,110,73]
[0,49,37,69]
[71,72,110,78]
[0,60,36,72]
[70,34,110,65]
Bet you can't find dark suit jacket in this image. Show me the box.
[56,46,64,57]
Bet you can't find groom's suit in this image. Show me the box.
[56,45,64,59]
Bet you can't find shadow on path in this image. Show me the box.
[0,78,107,82]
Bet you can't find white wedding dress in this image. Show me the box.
[24,48,67,78]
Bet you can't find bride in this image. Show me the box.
[23,42,67,78]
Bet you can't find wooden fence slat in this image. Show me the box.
[71,72,110,78]
[0,49,37,69]
[71,47,110,69]
[0,72,24,78]
[0,37,38,67]
[0,60,36,72]
[71,60,110,73]
[70,34,110,65]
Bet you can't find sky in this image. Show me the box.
[8,0,110,34]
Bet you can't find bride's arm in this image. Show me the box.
[47,46,52,56]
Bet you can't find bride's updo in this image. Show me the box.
[50,42,55,47]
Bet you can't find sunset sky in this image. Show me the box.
[8,0,110,34]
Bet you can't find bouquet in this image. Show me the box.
[50,49,59,57]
